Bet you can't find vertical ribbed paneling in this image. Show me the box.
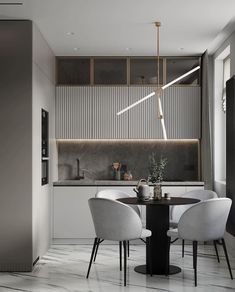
[56,86,93,138]
[129,86,201,139]
[56,85,201,139]
[129,86,162,139]
[92,87,129,139]
[162,87,201,139]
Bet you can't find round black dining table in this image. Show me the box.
[118,197,200,275]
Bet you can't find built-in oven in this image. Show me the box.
[42,158,49,185]
[41,109,49,185]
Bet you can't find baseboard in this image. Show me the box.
[0,263,33,272]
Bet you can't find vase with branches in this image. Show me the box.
[148,153,167,200]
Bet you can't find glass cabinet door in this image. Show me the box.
[94,58,127,84]
[166,58,200,85]
[130,58,163,85]
[57,58,90,85]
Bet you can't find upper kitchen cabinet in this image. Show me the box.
[56,56,200,86]
[166,58,200,85]
[92,87,129,138]
[56,85,201,139]
[55,55,201,139]
[57,58,90,85]
[56,86,93,138]
[130,58,163,85]
[129,86,201,139]
[129,86,162,138]
[162,86,201,139]
[94,58,127,85]
[56,86,129,139]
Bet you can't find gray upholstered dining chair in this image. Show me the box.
[95,189,141,266]
[87,198,152,286]
[167,198,233,286]
[170,189,218,257]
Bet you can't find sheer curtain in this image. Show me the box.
[201,51,213,189]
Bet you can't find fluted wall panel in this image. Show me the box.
[92,87,129,139]
[56,86,201,139]
[129,87,162,138]
[56,87,93,138]
[162,87,201,138]
[129,86,200,139]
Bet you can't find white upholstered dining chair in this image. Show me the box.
[95,189,141,266]
[167,198,233,286]
[87,198,152,286]
[170,189,218,257]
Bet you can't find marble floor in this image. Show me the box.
[0,244,234,292]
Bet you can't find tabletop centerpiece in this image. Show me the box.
[148,153,167,200]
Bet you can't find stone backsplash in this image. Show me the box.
[57,140,200,181]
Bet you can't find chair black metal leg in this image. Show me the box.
[182,239,185,258]
[93,238,100,262]
[127,240,130,257]
[221,238,233,279]
[119,241,122,271]
[193,241,198,287]
[213,240,220,263]
[140,238,146,244]
[86,238,98,278]
[123,241,127,286]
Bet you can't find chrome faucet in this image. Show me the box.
[76,158,85,180]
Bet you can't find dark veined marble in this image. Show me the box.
[57,140,199,181]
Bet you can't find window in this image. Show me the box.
[222,56,230,113]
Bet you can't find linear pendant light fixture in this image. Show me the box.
[117,22,200,140]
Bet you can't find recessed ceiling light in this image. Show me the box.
[66,32,75,36]
[125,47,132,51]
[0,2,23,5]
[179,47,184,51]
[73,47,79,51]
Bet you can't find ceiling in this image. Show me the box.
[1,0,235,56]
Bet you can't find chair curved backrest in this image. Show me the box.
[89,198,142,241]
[178,198,232,242]
[96,189,141,217]
[171,190,217,223]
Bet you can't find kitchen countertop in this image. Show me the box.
[53,180,204,186]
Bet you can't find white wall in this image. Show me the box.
[32,24,57,261]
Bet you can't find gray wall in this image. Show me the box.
[0,20,33,271]
[58,140,199,181]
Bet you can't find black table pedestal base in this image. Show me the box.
[134,264,181,275]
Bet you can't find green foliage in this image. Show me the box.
[148,153,167,184]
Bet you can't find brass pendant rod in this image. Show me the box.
[155,22,161,96]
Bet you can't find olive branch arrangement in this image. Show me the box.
[148,153,168,184]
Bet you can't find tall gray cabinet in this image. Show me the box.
[0,20,56,271]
